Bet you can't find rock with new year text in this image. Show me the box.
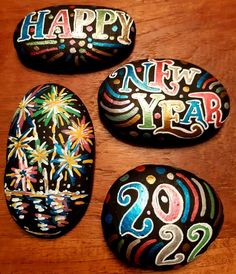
[101,165,224,270]
[4,83,95,238]
[98,59,230,146]
[13,5,136,73]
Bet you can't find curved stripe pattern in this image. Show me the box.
[191,177,206,217]
[147,242,165,260]
[126,239,141,261]
[105,82,128,99]
[134,239,157,265]
[177,173,199,222]
[100,102,135,114]
[204,182,215,219]
[103,92,130,106]
[202,77,216,89]
[105,107,139,122]
[176,179,190,223]
[93,41,126,48]
[115,114,141,128]
[197,72,209,88]
[209,81,220,90]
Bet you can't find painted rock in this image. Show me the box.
[4,84,95,238]
[101,165,223,270]
[98,59,230,146]
[13,5,136,73]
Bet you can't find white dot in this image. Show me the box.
[87,43,93,49]
[40,186,44,190]
[135,88,140,92]
[224,102,229,109]
[179,95,184,98]
[147,210,151,215]
[161,195,168,203]
[39,179,43,183]
[167,173,174,180]
[70,47,76,54]
[19,215,24,219]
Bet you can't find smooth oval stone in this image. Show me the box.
[101,165,223,270]
[4,84,95,238]
[98,59,230,146]
[13,5,136,73]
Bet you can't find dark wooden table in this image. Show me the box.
[0,0,235,273]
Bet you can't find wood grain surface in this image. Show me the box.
[0,0,235,273]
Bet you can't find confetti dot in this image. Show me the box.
[30,27,34,33]
[55,27,61,34]
[105,214,113,224]
[154,113,161,119]
[88,43,93,49]
[112,25,118,32]
[39,179,43,183]
[120,174,130,182]
[79,40,86,47]
[135,88,140,92]
[147,210,151,215]
[70,39,76,45]
[161,195,168,203]
[129,131,139,137]
[34,46,39,51]
[220,91,227,98]
[70,13,74,17]
[19,215,24,220]
[167,173,174,180]
[48,15,54,20]
[131,26,135,32]
[182,243,191,252]
[70,47,76,54]
[143,132,151,138]
[67,184,71,188]
[179,94,184,98]
[79,48,86,53]
[60,39,65,43]
[146,175,156,184]
[110,36,115,40]
[40,186,44,190]
[183,86,190,92]
[87,37,92,42]
[113,79,120,85]
[155,167,166,174]
[136,67,142,73]
[135,165,145,172]
[59,44,65,50]
[224,102,229,109]
[86,26,93,32]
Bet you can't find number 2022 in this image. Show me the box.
[117,182,213,265]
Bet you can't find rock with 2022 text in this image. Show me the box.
[101,164,224,270]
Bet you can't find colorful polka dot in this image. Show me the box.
[86,26,93,32]
[113,79,120,85]
[129,131,139,137]
[87,37,92,42]
[183,86,190,92]
[120,174,130,182]
[109,36,115,40]
[146,175,156,184]
[167,173,174,180]
[135,165,145,172]
[136,67,142,73]
[112,25,118,32]
[155,167,166,174]
[59,44,65,50]
[70,47,76,54]
[79,40,86,47]
[154,113,161,119]
[87,43,93,49]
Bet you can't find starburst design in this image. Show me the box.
[28,141,52,172]
[13,92,36,129]
[8,128,34,161]
[51,140,89,184]
[33,85,80,128]
[6,159,37,192]
[63,116,94,153]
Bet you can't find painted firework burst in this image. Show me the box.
[51,140,89,184]
[33,85,80,130]
[8,128,34,161]
[6,159,37,192]
[63,116,94,153]
[28,141,52,172]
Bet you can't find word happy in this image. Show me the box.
[118,60,223,137]
[17,8,133,45]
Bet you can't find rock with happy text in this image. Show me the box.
[101,165,224,270]
[13,5,136,73]
[4,84,95,238]
[98,59,230,146]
